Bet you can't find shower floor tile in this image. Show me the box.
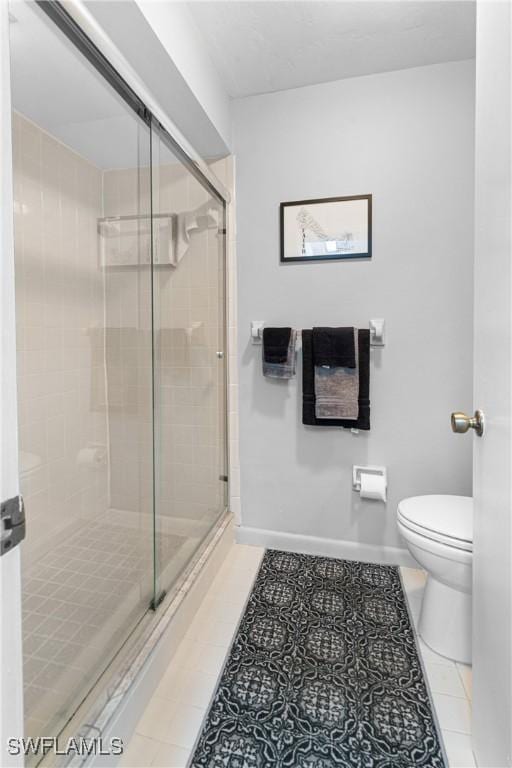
[22,515,186,742]
[121,547,475,768]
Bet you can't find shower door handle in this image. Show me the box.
[1,495,26,556]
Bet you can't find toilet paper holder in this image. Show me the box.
[352,465,387,493]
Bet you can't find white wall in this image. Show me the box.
[234,60,475,557]
[82,0,231,159]
[135,0,232,151]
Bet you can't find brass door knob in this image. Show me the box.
[451,410,485,437]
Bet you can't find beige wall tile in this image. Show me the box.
[14,110,238,567]
[13,113,108,560]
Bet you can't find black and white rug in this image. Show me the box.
[189,550,446,767]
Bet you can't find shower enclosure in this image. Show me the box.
[9,0,228,755]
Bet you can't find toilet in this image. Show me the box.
[397,494,473,664]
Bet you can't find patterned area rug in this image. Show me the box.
[190,550,446,767]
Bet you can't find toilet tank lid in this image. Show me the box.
[397,495,473,543]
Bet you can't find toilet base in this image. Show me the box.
[418,574,472,664]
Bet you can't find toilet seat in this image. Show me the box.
[397,495,473,552]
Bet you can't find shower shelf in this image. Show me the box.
[97,213,177,267]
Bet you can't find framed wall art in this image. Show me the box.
[280,194,372,263]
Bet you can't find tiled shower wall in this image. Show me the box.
[97,165,154,520]
[102,156,236,539]
[12,111,109,563]
[13,109,238,561]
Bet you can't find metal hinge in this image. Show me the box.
[219,475,228,482]
[1,495,26,556]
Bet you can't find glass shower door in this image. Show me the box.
[10,0,155,754]
[10,0,228,756]
[151,122,228,599]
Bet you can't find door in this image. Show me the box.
[472,1,512,766]
[1,3,24,766]
[7,0,155,759]
[2,3,229,762]
[151,121,228,601]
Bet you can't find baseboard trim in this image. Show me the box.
[235,525,416,567]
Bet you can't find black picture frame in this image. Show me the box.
[280,194,372,263]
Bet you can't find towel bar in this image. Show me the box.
[251,319,385,347]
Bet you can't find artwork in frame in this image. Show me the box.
[280,194,372,263]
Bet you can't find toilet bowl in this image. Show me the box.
[397,494,473,664]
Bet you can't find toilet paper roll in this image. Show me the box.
[359,472,387,502]
[77,446,107,468]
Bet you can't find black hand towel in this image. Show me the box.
[302,329,370,430]
[262,330,297,379]
[312,327,356,368]
[263,327,292,364]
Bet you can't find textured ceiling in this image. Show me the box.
[185,1,476,98]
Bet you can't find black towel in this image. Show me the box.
[263,327,292,364]
[302,329,370,430]
[312,327,356,368]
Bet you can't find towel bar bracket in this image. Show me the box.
[369,318,385,347]
[250,321,265,344]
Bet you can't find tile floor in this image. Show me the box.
[120,545,476,768]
